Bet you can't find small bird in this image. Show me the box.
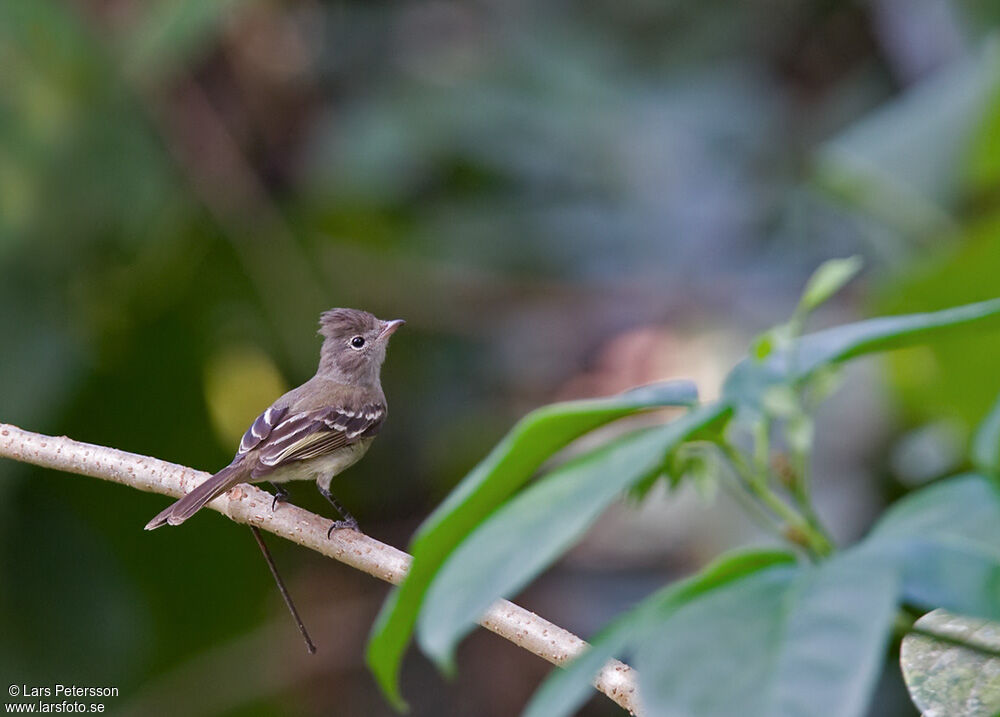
[145,308,403,536]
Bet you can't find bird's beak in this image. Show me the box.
[378,319,405,339]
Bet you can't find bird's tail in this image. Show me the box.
[144,462,246,530]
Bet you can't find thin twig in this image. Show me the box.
[0,423,642,715]
[249,525,317,655]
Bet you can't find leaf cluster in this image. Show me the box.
[367,259,1000,716]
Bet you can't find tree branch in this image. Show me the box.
[0,423,642,715]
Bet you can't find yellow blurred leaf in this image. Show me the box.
[203,345,287,449]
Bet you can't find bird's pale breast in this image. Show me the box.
[259,437,373,490]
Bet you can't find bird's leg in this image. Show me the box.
[268,482,290,512]
[317,485,360,537]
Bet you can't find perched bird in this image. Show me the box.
[145,308,403,536]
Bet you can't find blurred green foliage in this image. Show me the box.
[877,220,1000,429]
[376,279,1000,717]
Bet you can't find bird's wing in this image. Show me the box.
[237,405,290,455]
[249,403,385,479]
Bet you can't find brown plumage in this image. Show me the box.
[145,308,403,533]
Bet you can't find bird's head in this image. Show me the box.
[317,308,404,385]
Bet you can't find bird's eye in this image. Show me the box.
[350,336,366,349]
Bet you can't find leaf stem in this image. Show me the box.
[719,442,833,558]
[788,449,834,547]
[719,469,786,539]
[752,419,771,483]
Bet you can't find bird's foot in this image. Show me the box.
[318,485,360,537]
[327,517,361,538]
[269,483,290,511]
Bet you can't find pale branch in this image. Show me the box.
[0,423,641,715]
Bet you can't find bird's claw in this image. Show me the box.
[269,483,290,512]
[327,518,360,538]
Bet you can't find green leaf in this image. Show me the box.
[797,256,863,314]
[122,0,243,81]
[365,380,699,705]
[866,474,1000,620]
[522,548,797,717]
[417,403,730,669]
[724,297,1000,409]
[634,549,899,717]
[901,609,1000,717]
[812,49,997,238]
[972,390,1000,476]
